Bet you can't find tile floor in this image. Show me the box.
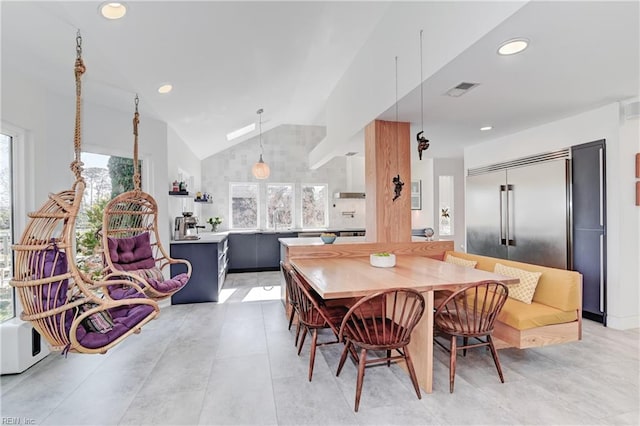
[1,271,638,425]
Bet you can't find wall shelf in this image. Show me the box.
[194,199,212,203]
[169,191,190,197]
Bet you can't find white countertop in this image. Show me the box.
[279,236,429,247]
[171,232,228,244]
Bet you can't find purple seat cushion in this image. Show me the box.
[148,273,189,293]
[108,233,155,271]
[75,304,155,349]
[30,242,69,309]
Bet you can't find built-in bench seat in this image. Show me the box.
[444,251,583,349]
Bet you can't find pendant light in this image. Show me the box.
[392,55,404,202]
[416,29,430,160]
[252,108,270,179]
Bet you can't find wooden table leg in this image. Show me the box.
[400,289,434,393]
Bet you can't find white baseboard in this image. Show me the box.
[606,314,640,330]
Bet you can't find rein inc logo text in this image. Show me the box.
[2,418,35,425]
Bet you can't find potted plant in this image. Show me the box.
[207,216,222,232]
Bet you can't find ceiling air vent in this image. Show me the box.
[445,82,479,97]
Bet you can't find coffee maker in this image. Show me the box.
[174,212,200,240]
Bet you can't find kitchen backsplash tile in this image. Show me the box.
[200,124,365,230]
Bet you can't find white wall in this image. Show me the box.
[310,1,526,167]
[167,127,202,233]
[465,102,640,330]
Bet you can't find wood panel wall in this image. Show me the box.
[365,119,412,243]
[284,240,454,262]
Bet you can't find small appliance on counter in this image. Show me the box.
[174,212,200,240]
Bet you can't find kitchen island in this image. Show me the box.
[170,232,228,304]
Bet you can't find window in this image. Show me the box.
[78,152,140,278]
[0,133,15,322]
[266,184,294,229]
[230,183,259,229]
[301,184,328,228]
[439,175,454,236]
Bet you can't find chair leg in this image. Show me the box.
[487,335,505,383]
[336,341,352,377]
[297,326,308,356]
[288,305,295,330]
[308,329,318,382]
[354,348,367,412]
[403,345,422,400]
[386,349,391,367]
[294,321,301,347]
[449,335,457,393]
[462,337,468,357]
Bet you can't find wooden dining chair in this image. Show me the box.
[433,280,509,393]
[280,262,301,346]
[288,267,349,382]
[336,288,426,412]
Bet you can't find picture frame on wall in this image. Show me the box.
[411,180,421,210]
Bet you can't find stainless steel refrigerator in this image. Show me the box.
[466,152,570,269]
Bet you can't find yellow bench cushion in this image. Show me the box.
[498,297,578,330]
[465,288,578,330]
[444,251,581,312]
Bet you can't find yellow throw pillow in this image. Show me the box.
[444,254,478,269]
[494,263,542,304]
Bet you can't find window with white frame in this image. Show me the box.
[230,183,259,229]
[0,133,15,322]
[301,184,328,229]
[266,184,294,229]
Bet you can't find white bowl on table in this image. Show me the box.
[370,253,396,268]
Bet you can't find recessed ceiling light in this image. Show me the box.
[226,123,256,141]
[157,84,173,94]
[497,38,529,56]
[99,2,127,20]
[480,126,493,131]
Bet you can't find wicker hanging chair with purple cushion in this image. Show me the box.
[9,33,159,355]
[101,98,191,301]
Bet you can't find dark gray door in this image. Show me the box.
[572,140,606,323]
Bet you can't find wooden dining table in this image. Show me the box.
[289,254,519,394]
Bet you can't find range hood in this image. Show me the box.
[333,192,365,199]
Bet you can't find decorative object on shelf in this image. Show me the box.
[179,181,187,192]
[392,56,404,202]
[194,192,211,202]
[172,180,179,192]
[207,216,222,232]
[252,108,270,179]
[424,227,435,241]
[320,232,336,244]
[416,29,430,160]
[370,252,396,268]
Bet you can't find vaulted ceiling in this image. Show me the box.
[2,1,638,161]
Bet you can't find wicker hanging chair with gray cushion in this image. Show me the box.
[101,97,191,301]
[9,32,159,355]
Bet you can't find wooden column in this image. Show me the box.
[365,119,411,242]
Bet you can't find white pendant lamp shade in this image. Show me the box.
[252,154,270,179]
[252,108,270,179]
